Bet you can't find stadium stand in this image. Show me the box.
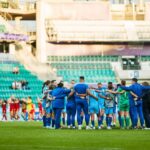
[0,54,43,103]
[48,55,119,62]
[48,55,117,83]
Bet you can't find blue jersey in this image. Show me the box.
[104,91,115,108]
[121,83,150,106]
[97,87,107,105]
[42,86,49,109]
[46,89,55,114]
[50,87,71,109]
[89,89,99,114]
[89,90,98,107]
[42,86,49,97]
[121,83,150,100]
[67,89,76,105]
[74,83,88,101]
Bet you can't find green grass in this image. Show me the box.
[0,122,150,150]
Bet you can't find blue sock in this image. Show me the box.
[52,119,55,127]
[108,117,112,127]
[98,116,104,126]
[98,120,101,126]
[72,118,75,127]
[62,117,65,125]
[81,116,84,124]
[25,112,28,121]
[46,117,49,127]
[110,117,112,126]
[101,115,104,124]
[49,117,52,126]
[47,117,51,127]
[91,120,95,127]
[106,117,109,126]
[43,116,46,127]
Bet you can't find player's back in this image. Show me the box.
[89,89,98,106]
[2,103,6,110]
[97,87,106,103]
[105,91,115,108]
[51,87,71,109]
[51,87,69,98]
[117,87,129,105]
[130,83,145,99]
[74,83,88,100]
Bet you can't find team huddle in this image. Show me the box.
[0,76,149,130]
[41,77,150,130]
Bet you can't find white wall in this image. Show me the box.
[113,62,150,80]
[36,0,110,62]
[36,0,47,63]
[9,44,15,54]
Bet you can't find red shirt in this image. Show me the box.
[38,103,42,112]
[10,102,15,111]
[17,102,20,110]
[2,103,6,113]
[14,102,20,111]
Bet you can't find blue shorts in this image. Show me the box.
[99,103,105,111]
[66,101,76,111]
[66,102,76,116]
[98,99,105,111]
[89,105,99,114]
[113,105,117,114]
[105,107,114,115]
[46,107,53,114]
[45,101,53,114]
[76,99,89,115]
[62,109,66,113]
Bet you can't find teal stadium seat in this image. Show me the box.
[141,56,150,62]
[48,55,118,83]
[0,59,43,104]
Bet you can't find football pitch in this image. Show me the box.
[0,122,150,150]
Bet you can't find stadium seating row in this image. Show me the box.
[48,55,119,62]
[48,56,150,63]
[49,55,117,83]
[51,63,111,69]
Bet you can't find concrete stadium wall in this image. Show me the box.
[46,43,150,57]
[42,1,110,20]
[36,0,150,63]
[36,1,110,62]
[145,2,150,20]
